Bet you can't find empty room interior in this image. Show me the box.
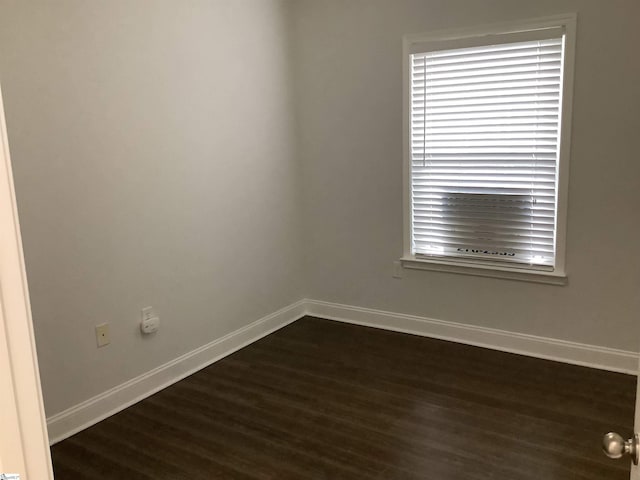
[1,0,640,479]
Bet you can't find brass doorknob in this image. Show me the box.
[603,432,639,465]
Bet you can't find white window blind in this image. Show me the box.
[410,31,566,270]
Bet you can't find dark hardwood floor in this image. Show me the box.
[51,316,636,479]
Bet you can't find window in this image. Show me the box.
[402,16,576,283]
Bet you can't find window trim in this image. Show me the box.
[401,14,577,283]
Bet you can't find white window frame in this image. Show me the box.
[401,14,577,285]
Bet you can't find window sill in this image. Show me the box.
[400,256,568,286]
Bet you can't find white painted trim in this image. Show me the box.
[403,14,579,44]
[633,369,640,480]
[402,14,577,280]
[400,256,568,285]
[47,297,637,446]
[47,300,307,445]
[304,299,638,375]
[0,85,54,479]
[553,13,577,280]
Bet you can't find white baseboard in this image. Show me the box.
[46,300,307,445]
[304,299,638,375]
[47,297,637,445]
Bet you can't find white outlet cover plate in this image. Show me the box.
[393,260,403,279]
[95,323,110,347]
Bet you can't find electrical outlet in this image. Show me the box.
[141,306,160,335]
[95,323,110,347]
[393,260,403,279]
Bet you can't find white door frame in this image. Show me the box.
[633,373,640,480]
[0,84,54,479]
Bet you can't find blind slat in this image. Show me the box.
[414,46,561,63]
[412,71,562,89]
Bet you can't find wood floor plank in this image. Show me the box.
[51,316,635,479]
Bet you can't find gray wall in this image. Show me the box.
[1,0,639,418]
[0,0,303,416]
[292,0,640,351]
